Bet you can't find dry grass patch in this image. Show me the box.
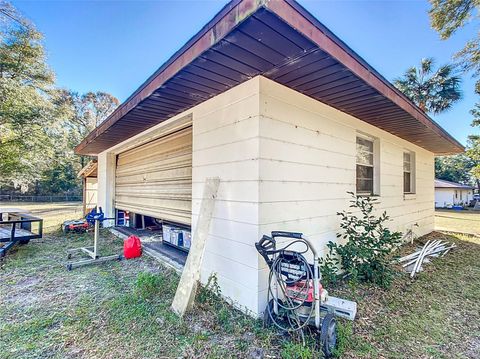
[435,208,480,235]
[331,232,480,359]
[1,230,478,358]
[0,230,303,359]
[0,201,83,232]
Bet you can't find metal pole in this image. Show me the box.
[273,267,279,316]
[302,235,321,328]
[93,219,99,258]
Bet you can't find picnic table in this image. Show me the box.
[0,208,43,257]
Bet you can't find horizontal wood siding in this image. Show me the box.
[98,75,438,317]
[258,76,435,294]
[435,188,472,207]
[191,77,262,314]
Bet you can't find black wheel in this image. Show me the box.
[18,239,30,245]
[263,298,284,328]
[319,313,337,358]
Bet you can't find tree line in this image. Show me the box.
[0,0,479,196]
[395,0,480,190]
[0,1,118,196]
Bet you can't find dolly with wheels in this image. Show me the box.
[66,208,122,270]
[256,231,357,358]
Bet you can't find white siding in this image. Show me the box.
[96,75,439,317]
[96,151,116,224]
[257,76,435,305]
[191,77,262,314]
[435,188,472,207]
[85,177,98,211]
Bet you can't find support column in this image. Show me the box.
[96,151,116,226]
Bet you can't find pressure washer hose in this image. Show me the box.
[266,240,316,334]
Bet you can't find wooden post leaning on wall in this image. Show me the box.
[171,177,220,317]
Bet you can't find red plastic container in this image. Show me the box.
[124,235,142,259]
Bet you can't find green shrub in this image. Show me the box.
[321,192,402,288]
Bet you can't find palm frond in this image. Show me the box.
[394,57,462,114]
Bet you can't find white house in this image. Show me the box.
[434,179,474,208]
[75,0,463,316]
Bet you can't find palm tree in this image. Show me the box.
[394,58,462,114]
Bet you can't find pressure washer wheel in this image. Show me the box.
[319,313,337,358]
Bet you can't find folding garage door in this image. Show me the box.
[115,126,192,225]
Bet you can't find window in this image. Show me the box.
[356,136,375,195]
[403,152,415,194]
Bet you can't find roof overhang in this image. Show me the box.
[78,160,98,178]
[435,179,474,189]
[75,0,464,156]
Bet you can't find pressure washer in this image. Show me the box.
[256,231,357,358]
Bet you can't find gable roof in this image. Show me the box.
[435,179,474,189]
[75,0,464,156]
[78,160,98,178]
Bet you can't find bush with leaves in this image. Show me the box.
[321,192,402,288]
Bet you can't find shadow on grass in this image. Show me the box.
[329,232,480,359]
[1,230,478,358]
[0,231,317,358]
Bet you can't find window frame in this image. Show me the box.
[403,150,416,195]
[403,151,412,194]
[355,134,378,196]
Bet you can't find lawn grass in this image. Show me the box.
[331,232,480,358]
[0,230,301,359]
[1,229,479,358]
[435,208,480,235]
[0,201,83,232]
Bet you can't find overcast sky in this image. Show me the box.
[13,0,479,145]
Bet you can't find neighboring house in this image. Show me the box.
[75,0,463,316]
[434,179,474,208]
[78,160,98,215]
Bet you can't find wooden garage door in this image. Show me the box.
[115,126,192,225]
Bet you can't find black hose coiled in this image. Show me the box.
[266,240,315,333]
